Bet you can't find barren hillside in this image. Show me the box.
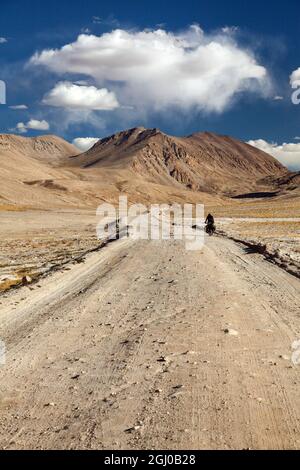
[0,134,79,166]
[68,127,287,196]
[0,128,295,211]
[0,134,83,209]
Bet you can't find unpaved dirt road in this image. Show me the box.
[0,234,299,450]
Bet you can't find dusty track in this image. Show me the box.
[0,235,299,450]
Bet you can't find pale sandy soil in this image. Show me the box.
[0,210,99,291]
[1,130,298,449]
[208,195,300,219]
[0,234,299,450]
[1,209,299,291]
[207,196,300,277]
[218,218,300,277]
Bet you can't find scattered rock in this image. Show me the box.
[173,384,184,390]
[124,425,142,434]
[169,391,183,399]
[223,328,239,336]
[71,373,80,380]
[22,275,32,286]
[279,354,290,361]
[183,350,196,356]
[157,356,167,363]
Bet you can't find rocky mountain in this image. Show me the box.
[0,134,81,209]
[0,134,79,166]
[0,128,293,210]
[68,127,287,196]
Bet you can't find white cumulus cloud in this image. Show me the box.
[290,68,300,85]
[16,119,50,133]
[30,26,269,114]
[9,104,28,110]
[0,37,7,44]
[247,139,300,171]
[73,137,99,151]
[43,81,119,110]
[16,122,27,133]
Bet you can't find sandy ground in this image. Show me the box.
[218,218,300,277]
[0,210,99,291]
[1,210,299,293]
[0,233,299,450]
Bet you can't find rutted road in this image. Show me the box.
[0,235,299,450]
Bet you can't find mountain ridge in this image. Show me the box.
[0,129,294,210]
[68,127,288,196]
[0,133,79,166]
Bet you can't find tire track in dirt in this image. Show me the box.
[0,235,299,449]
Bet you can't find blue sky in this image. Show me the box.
[0,0,300,168]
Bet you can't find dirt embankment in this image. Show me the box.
[218,218,300,279]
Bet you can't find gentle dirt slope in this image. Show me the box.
[0,134,79,166]
[0,235,299,450]
[0,134,84,209]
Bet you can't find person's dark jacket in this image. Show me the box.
[205,214,215,225]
